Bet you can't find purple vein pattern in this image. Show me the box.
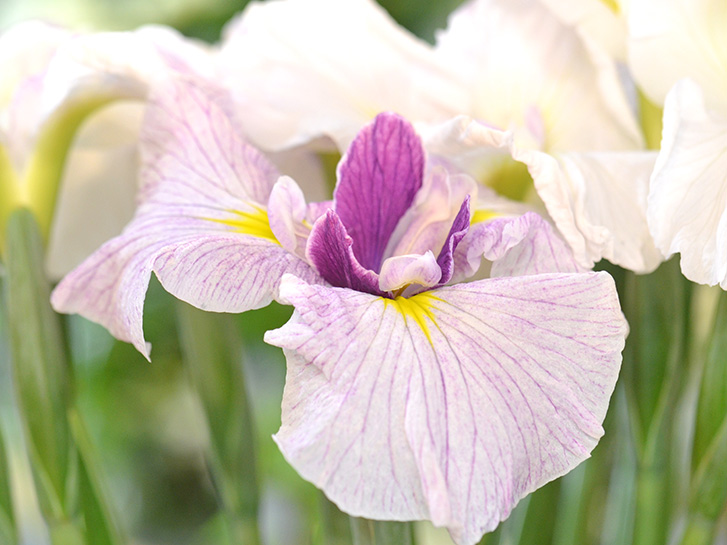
[335,112,424,272]
[51,79,320,358]
[267,272,626,545]
[51,79,628,545]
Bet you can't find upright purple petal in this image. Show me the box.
[335,112,425,271]
[307,210,384,296]
[436,196,471,286]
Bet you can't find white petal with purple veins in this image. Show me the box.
[455,212,584,282]
[268,175,310,257]
[386,166,477,259]
[51,79,319,358]
[51,215,315,359]
[266,273,627,545]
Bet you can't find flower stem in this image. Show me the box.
[3,208,121,545]
[320,494,353,545]
[3,208,76,523]
[175,301,261,545]
[0,426,16,545]
[349,518,414,545]
[679,513,715,545]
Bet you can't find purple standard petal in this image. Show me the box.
[307,210,383,296]
[335,112,425,271]
[266,272,627,545]
[436,195,471,286]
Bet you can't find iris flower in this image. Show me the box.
[53,80,627,543]
[629,0,727,287]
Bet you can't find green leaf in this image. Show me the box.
[3,208,75,521]
[622,260,690,459]
[0,427,17,545]
[175,301,261,545]
[692,289,727,469]
[69,409,124,545]
[350,518,414,545]
[687,288,727,524]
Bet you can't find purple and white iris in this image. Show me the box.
[52,80,627,544]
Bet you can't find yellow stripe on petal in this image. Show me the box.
[599,0,620,14]
[471,209,499,225]
[204,205,280,244]
[385,292,442,346]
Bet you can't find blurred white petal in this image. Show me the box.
[648,79,727,287]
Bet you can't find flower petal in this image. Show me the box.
[219,0,465,150]
[268,175,309,257]
[46,102,143,277]
[140,79,279,206]
[0,21,70,110]
[386,164,477,260]
[647,79,727,287]
[436,196,471,285]
[306,210,383,296]
[526,148,663,272]
[51,215,316,359]
[455,212,585,281]
[379,251,442,292]
[266,272,627,545]
[335,112,425,272]
[435,0,641,151]
[628,0,727,110]
[539,0,627,61]
[51,78,318,358]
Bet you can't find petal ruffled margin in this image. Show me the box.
[647,79,727,287]
[266,272,627,545]
[51,79,319,358]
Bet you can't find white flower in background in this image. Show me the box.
[629,0,727,286]
[0,20,215,276]
[538,0,628,61]
[218,0,662,274]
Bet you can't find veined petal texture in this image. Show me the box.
[648,79,727,287]
[454,212,585,283]
[335,112,425,272]
[267,272,627,545]
[51,79,319,358]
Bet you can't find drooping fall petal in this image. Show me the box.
[266,272,627,545]
[51,79,318,358]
